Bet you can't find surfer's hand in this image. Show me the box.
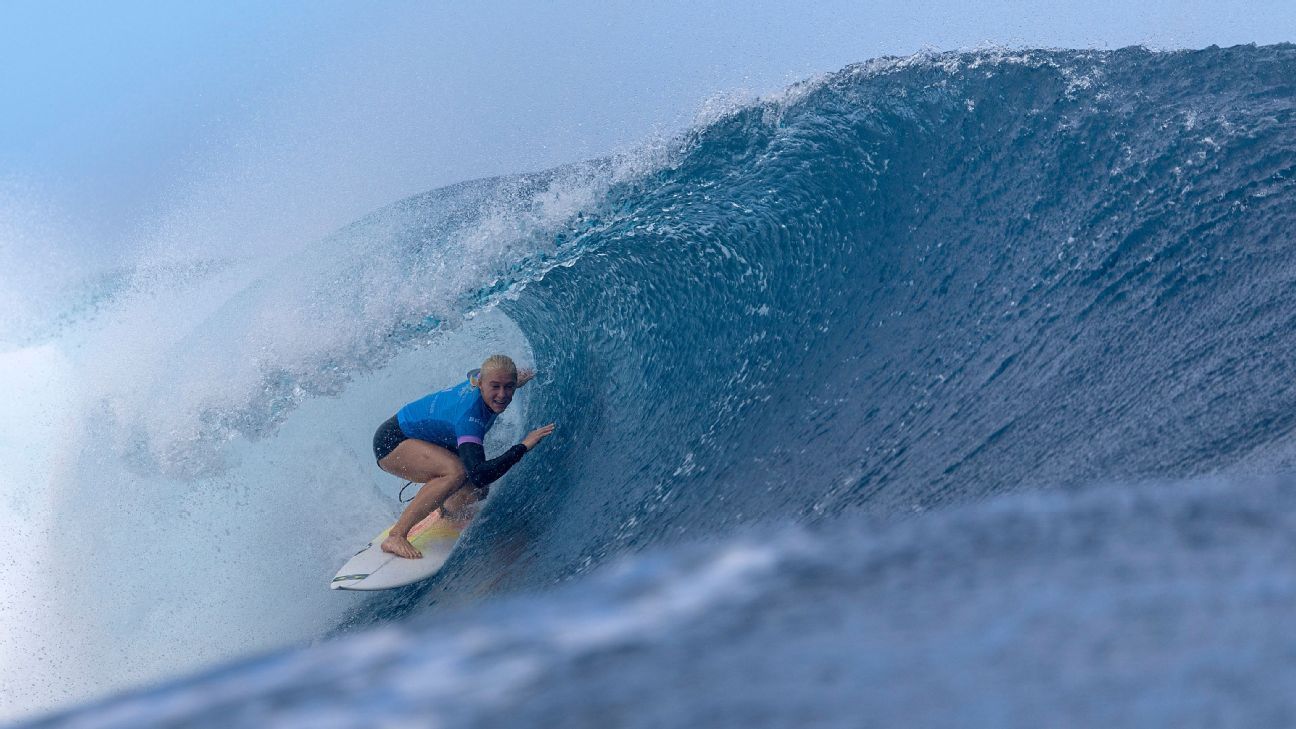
[518,368,536,387]
[522,423,555,450]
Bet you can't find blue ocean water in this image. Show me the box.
[12,44,1296,726]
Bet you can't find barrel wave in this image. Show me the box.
[401,43,1296,605]
[21,44,1296,727]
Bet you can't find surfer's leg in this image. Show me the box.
[378,440,468,558]
[440,484,486,522]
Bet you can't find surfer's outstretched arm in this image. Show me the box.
[458,442,527,487]
[458,422,556,488]
[458,420,554,482]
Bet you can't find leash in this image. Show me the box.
[398,480,417,503]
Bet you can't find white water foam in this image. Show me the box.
[0,177,572,718]
[15,301,532,721]
[0,343,81,722]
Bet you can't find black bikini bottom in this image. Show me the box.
[372,415,409,462]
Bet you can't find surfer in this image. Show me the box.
[372,354,555,559]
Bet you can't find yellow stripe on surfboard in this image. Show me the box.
[374,509,467,549]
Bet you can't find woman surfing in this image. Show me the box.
[371,354,555,558]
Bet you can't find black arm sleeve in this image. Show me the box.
[457,442,528,487]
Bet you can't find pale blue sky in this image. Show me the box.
[1,1,1293,260]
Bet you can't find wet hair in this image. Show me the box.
[477,354,518,382]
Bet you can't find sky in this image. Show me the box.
[1,0,1293,267]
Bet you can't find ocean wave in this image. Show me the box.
[13,43,1296,725]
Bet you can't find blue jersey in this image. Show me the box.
[396,378,497,449]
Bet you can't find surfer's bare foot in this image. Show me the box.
[381,534,422,559]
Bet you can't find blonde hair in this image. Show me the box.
[475,354,518,383]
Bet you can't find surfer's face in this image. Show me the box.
[479,368,517,413]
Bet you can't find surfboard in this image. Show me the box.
[330,509,470,591]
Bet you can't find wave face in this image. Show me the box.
[387,43,1296,606]
[22,44,1296,726]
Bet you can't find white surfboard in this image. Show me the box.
[330,509,470,591]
